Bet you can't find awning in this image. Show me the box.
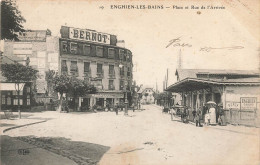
[0,83,25,91]
[166,78,260,93]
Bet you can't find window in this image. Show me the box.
[61,60,67,72]
[77,43,83,55]
[97,63,103,74]
[120,66,124,76]
[119,49,124,60]
[70,61,78,72]
[70,42,78,54]
[1,95,6,105]
[109,65,114,75]
[109,80,114,90]
[96,46,103,57]
[7,96,11,105]
[61,41,68,52]
[108,48,115,59]
[127,51,132,62]
[13,90,22,95]
[83,44,91,56]
[27,95,30,105]
[27,87,30,93]
[120,80,124,90]
[13,98,23,105]
[127,67,131,77]
[84,62,90,72]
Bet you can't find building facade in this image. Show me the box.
[2,30,59,109]
[139,87,155,104]
[59,26,133,109]
[166,69,260,127]
[3,30,59,97]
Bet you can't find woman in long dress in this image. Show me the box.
[209,105,216,124]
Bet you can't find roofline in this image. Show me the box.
[166,78,260,91]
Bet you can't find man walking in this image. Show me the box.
[195,109,202,127]
[115,103,119,115]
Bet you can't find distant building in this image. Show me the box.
[138,87,155,104]
[59,26,133,109]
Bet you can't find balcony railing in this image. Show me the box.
[70,66,78,76]
[109,85,115,90]
[84,68,92,77]
[109,70,116,79]
[96,69,104,78]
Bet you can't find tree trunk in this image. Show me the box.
[57,92,63,112]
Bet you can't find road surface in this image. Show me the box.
[3,104,259,165]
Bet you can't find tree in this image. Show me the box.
[1,0,26,40]
[53,74,97,112]
[53,74,71,111]
[1,63,38,82]
[45,70,56,97]
[1,63,38,118]
[68,77,97,111]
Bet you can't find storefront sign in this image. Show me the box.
[240,97,257,110]
[226,102,240,109]
[69,27,110,45]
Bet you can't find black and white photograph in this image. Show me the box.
[0,0,259,165]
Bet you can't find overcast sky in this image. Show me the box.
[15,0,259,91]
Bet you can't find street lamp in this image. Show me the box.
[119,62,128,115]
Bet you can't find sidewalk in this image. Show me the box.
[0,111,51,134]
[151,104,259,136]
[170,114,259,136]
[1,135,77,165]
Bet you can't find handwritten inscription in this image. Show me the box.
[166,37,192,48]
[200,46,244,52]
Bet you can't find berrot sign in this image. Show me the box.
[60,26,117,45]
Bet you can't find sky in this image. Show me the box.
[13,0,260,92]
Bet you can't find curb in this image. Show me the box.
[3,120,47,133]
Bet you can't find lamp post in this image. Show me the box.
[119,63,128,115]
[124,80,128,115]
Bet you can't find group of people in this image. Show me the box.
[192,103,225,127]
[172,102,225,127]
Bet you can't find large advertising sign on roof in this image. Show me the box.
[60,26,117,46]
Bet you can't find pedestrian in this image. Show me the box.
[192,109,196,122]
[195,109,202,127]
[115,103,119,115]
[205,113,210,126]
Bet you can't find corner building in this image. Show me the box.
[59,26,133,109]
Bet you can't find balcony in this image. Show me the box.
[61,66,68,75]
[70,67,79,77]
[96,69,104,79]
[84,68,92,78]
[108,70,116,79]
[109,85,115,90]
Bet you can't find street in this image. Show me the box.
[2,104,259,165]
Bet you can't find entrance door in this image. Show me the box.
[96,98,104,107]
[214,93,221,105]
